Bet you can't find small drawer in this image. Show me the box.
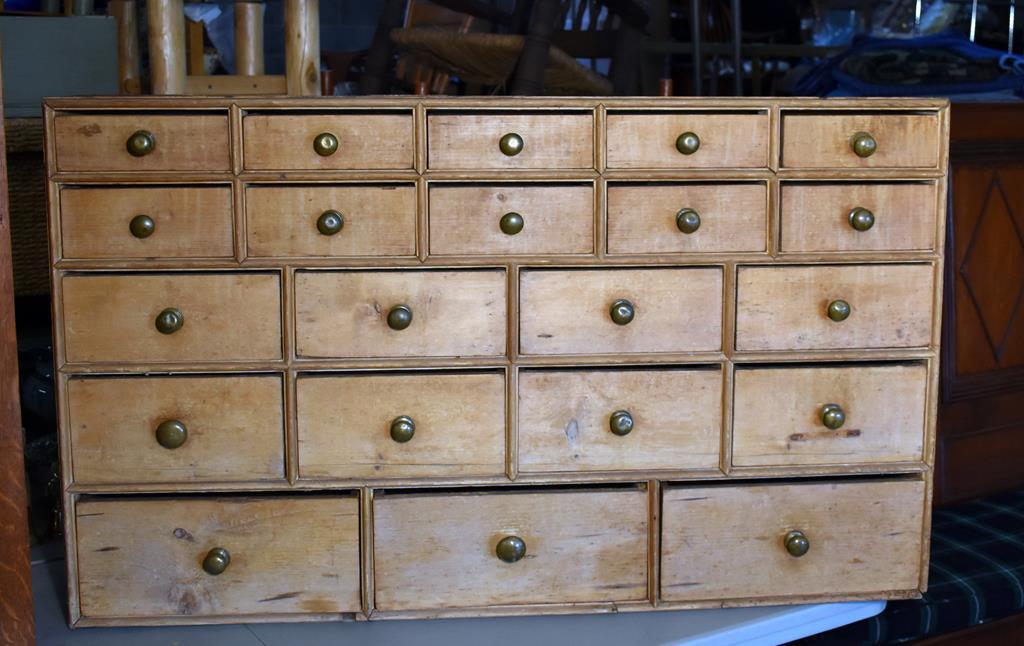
[295,269,506,359]
[735,264,933,351]
[427,112,594,170]
[53,114,230,172]
[374,488,648,610]
[242,113,414,170]
[297,371,505,479]
[607,183,766,254]
[246,184,416,257]
[520,268,723,355]
[732,364,927,467]
[661,479,925,601]
[76,497,360,618]
[61,272,282,364]
[428,184,594,256]
[780,182,938,253]
[781,113,940,169]
[606,112,769,169]
[69,375,284,484]
[518,368,721,473]
[60,186,234,260]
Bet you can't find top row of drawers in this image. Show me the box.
[51,110,943,173]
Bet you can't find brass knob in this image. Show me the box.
[676,208,701,234]
[386,305,413,331]
[827,299,851,322]
[784,530,810,557]
[313,132,339,157]
[499,132,524,157]
[202,547,230,575]
[499,212,524,235]
[495,535,526,563]
[850,131,876,158]
[126,130,155,157]
[609,410,634,436]
[155,308,184,335]
[609,299,635,326]
[821,403,846,430]
[316,209,344,236]
[129,214,155,239]
[675,131,700,155]
[848,207,875,232]
[155,419,188,449]
[390,415,415,443]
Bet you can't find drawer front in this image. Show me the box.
[60,186,234,260]
[246,184,416,257]
[68,375,283,485]
[732,364,927,467]
[427,112,593,170]
[735,264,933,351]
[242,114,414,170]
[298,372,505,479]
[520,268,723,355]
[606,113,769,169]
[374,488,648,610]
[429,184,594,256]
[518,368,721,473]
[295,270,506,359]
[781,113,940,168]
[54,114,230,172]
[62,273,282,363]
[780,183,938,253]
[607,183,767,254]
[76,497,360,617]
[661,479,925,601]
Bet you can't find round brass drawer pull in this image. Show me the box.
[850,131,877,158]
[495,535,526,563]
[676,208,701,234]
[126,130,155,157]
[313,132,339,157]
[675,131,700,155]
[848,207,875,232]
[155,419,188,449]
[499,212,524,235]
[316,210,345,236]
[821,403,846,430]
[827,299,851,322]
[499,132,524,157]
[155,308,184,335]
[609,410,634,436]
[202,547,231,575]
[386,304,413,331]
[609,299,635,326]
[784,530,810,557]
[390,415,415,443]
[129,214,155,239]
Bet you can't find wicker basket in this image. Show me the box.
[6,118,49,296]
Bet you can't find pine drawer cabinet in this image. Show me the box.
[44,96,949,627]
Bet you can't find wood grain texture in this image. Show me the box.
[732,364,927,466]
[374,488,648,610]
[520,268,723,355]
[242,114,412,170]
[147,0,186,94]
[661,479,926,600]
[606,113,769,169]
[284,0,320,96]
[235,1,265,76]
[427,113,594,170]
[297,372,505,479]
[76,497,360,617]
[781,114,940,169]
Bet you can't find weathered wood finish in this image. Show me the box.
[606,112,769,168]
[242,114,413,170]
[781,113,940,169]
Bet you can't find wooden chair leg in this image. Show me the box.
[359,0,408,95]
[510,0,560,95]
[610,24,642,95]
[108,0,141,94]
[285,0,320,96]
[236,1,265,76]
[148,0,186,94]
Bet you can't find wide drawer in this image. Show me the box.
[426,112,593,170]
[297,371,505,479]
[735,264,934,351]
[60,186,234,260]
[605,112,769,169]
[373,488,648,610]
[53,114,230,172]
[520,268,723,355]
[518,368,721,473]
[732,364,927,467]
[246,184,416,257]
[781,113,940,168]
[294,269,506,359]
[607,183,767,254]
[428,184,594,256]
[242,113,414,170]
[780,182,938,253]
[76,497,361,618]
[61,273,282,364]
[69,375,285,484]
[661,479,926,601]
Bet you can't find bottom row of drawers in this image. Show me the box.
[75,479,926,618]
